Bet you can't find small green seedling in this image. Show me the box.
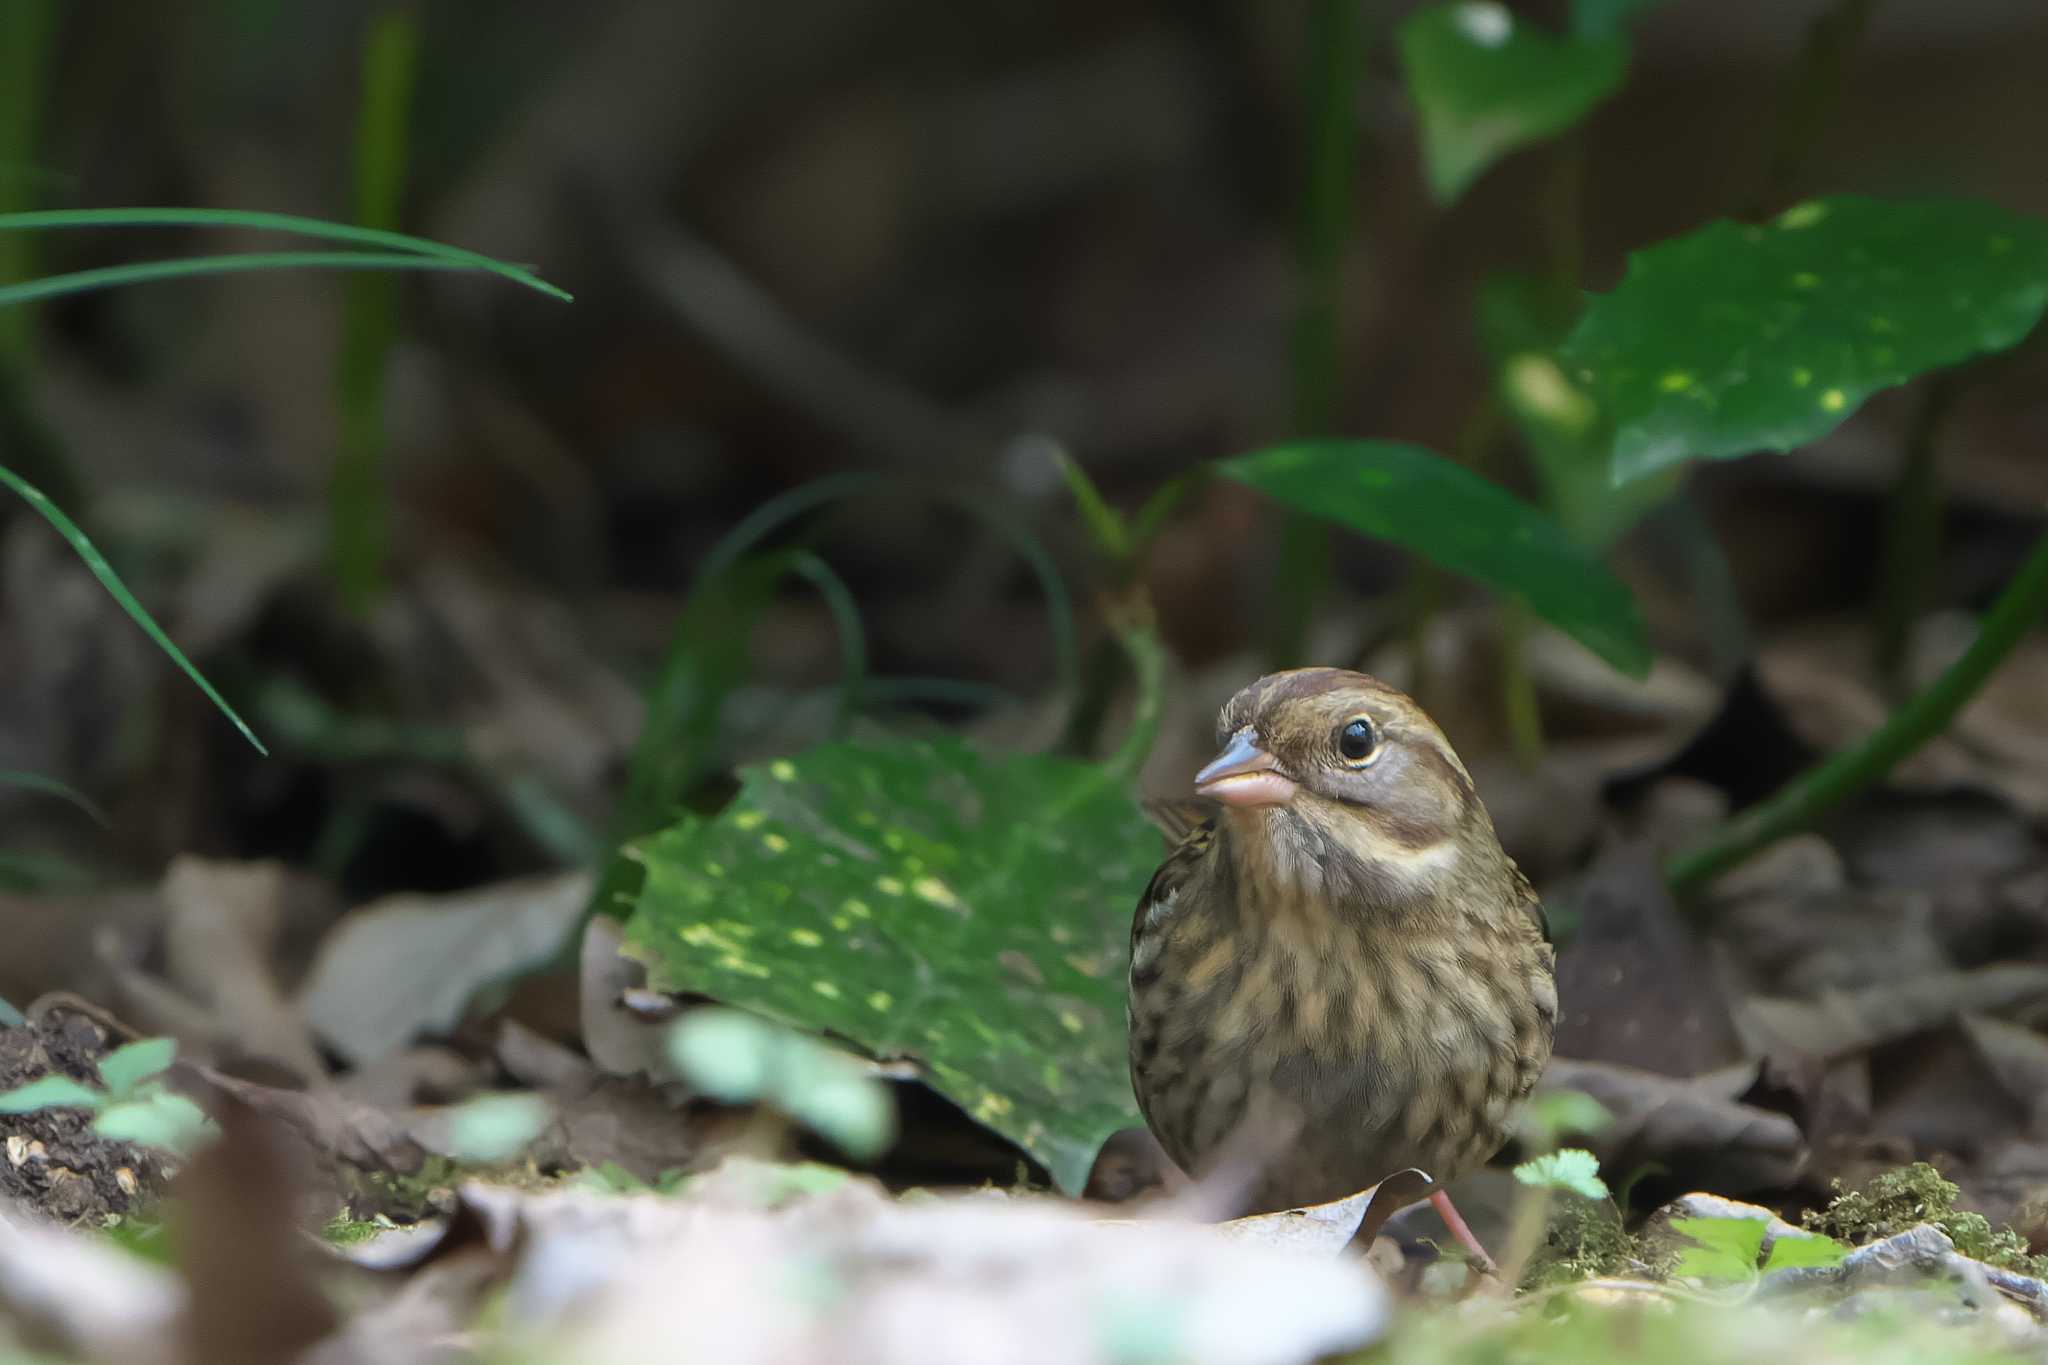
[668,1007,895,1162]
[1514,1147,1610,1202]
[0,1036,215,1155]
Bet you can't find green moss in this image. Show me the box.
[320,1214,386,1246]
[1519,1197,1643,1290]
[1803,1161,2048,1277]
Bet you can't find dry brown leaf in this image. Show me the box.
[1542,1057,1807,1195]
[299,872,593,1066]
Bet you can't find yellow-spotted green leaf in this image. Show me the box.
[1563,196,2048,483]
[1220,441,1650,677]
[1397,3,1628,205]
[622,737,1153,1193]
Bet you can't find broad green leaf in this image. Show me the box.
[97,1037,176,1096]
[0,1073,101,1113]
[1512,1147,1609,1200]
[1762,1232,1851,1271]
[1671,1215,1769,1282]
[1397,3,1627,204]
[1220,442,1650,676]
[624,737,1155,1193]
[1563,197,2048,483]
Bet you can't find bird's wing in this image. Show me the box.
[1139,796,1217,849]
[1511,863,1551,946]
[1130,813,1218,961]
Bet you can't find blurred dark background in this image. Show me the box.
[5,0,2048,904]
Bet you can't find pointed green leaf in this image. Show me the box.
[1563,197,2048,483]
[1397,3,1627,204]
[1220,441,1650,676]
[623,738,1154,1193]
[97,1036,176,1096]
[0,1074,102,1113]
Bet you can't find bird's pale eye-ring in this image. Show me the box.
[1337,716,1379,764]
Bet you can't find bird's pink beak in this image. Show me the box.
[1195,729,1299,807]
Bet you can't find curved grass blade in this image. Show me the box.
[0,251,473,309]
[0,465,265,754]
[0,206,570,302]
[787,550,868,735]
[696,471,1079,713]
[0,770,110,828]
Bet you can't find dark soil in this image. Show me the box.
[0,999,174,1222]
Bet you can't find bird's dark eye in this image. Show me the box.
[1338,717,1377,762]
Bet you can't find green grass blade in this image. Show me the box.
[0,251,475,308]
[0,465,265,754]
[0,770,111,828]
[0,206,570,302]
[332,7,422,611]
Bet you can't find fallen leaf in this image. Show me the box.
[1738,964,2048,1063]
[1541,1057,1806,1195]
[299,871,594,1065]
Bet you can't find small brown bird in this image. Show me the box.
[1127,668,1556,1267]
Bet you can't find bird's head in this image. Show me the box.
[1197,667,1494,890]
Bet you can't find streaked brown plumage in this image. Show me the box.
[1127,668,1556,1257]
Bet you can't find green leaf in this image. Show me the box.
[0,206,570,302]
[1480,272,1680,547]
[624,737,1156,1193]
[1054,451,1131,563]
[1220,441,1650,676]
[1762,1232,1851,1271]
[0,769,110,828]
[1562,196,2048,484]
[1671,1215,1770,1282]
[0,465,266,754]
[97,1037,176,1097]
[92,1092,215,1154]
[1397,3,1627,204]
[0,251,473,309]
[1518,1089,1614,1151]
[0,1074,102,1113]
[1512,1147,1610,1201]
[443,1093,552,1163]
[668,1008,896,1161]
